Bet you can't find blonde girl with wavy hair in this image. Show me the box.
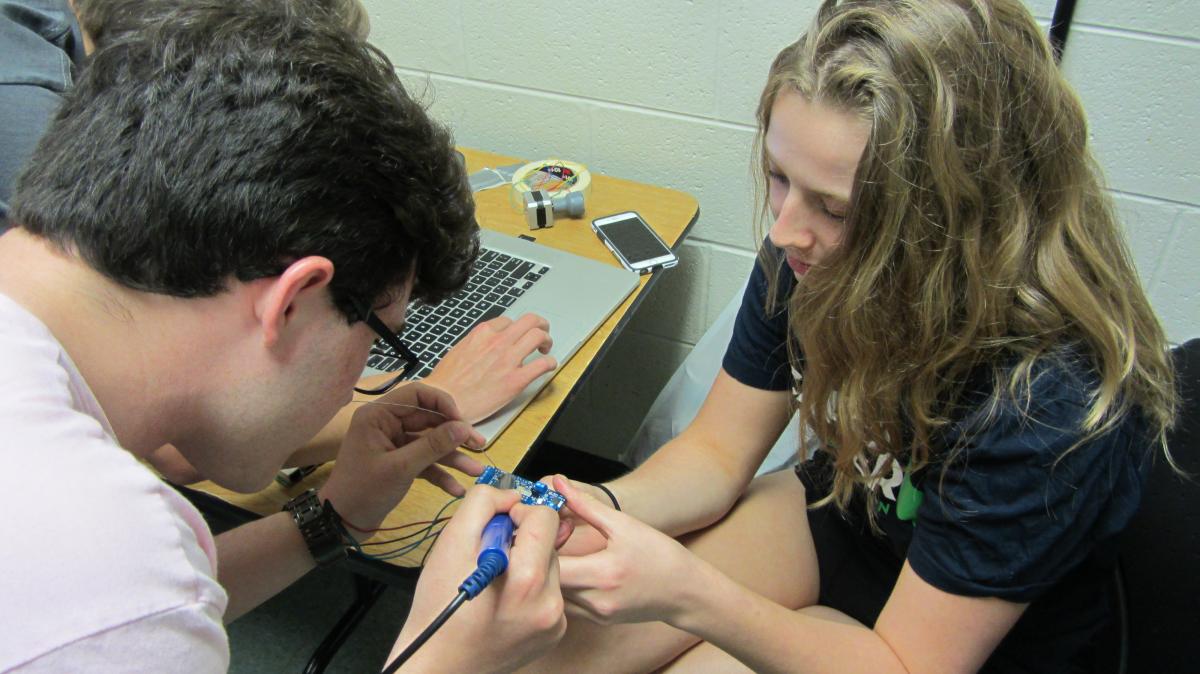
[520,1,1177,673]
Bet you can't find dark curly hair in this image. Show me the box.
[73,0,371,45]
[14,0,478,319]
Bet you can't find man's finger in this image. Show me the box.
[437,485,521,545]
[388,407,450,431]
[437,449,484,477]
[512,325,553,358]
[517,355,557,381]
[478,315,513,333]
[388,421,472,482]
[461,426,486,451]
[507,502,562,571]
[419,464,465,497]
[495,312,550,347]
[511,311,550,333]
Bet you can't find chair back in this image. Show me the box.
[1112,338,1200,674]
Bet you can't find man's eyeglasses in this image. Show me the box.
[349,297,420,396]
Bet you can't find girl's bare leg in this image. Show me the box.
[517,469,818,674]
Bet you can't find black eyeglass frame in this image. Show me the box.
[349,297,421,396]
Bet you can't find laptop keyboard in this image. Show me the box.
[366,247,550,379]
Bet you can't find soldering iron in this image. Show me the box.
[381,514,514,674]
[380,468,564,673]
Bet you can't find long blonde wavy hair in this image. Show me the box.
[755,0,1178,512]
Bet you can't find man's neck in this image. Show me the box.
[0,229,197,456]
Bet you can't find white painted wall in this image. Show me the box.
[361,0,1200,459]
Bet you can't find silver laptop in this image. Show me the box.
[362,228,640,445]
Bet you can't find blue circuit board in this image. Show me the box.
[475,466,566,511]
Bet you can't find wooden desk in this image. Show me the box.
[184,147,698,575]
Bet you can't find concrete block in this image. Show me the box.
[457,3,720,118]
[396,73,596,169]
[361,0,466,74]
[589,105,759,248]
[1061,27,1200,205]
[1114,192,1181,284]
[711,2,824,125]
[705,245,758,326]
[1149,208,1200,344]
[1073,1,1200,41]
[1022,0,1058,21]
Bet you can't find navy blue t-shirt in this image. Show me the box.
[723,254,1154,673]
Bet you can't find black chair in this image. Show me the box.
[1101,338,1200,674]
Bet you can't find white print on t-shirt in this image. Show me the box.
[853,446,904,503]
[791,366,906,504]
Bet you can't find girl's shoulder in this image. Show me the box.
[928,345,1156,489]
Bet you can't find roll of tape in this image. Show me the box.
[509,159,591,210]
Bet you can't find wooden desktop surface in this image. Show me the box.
[186,147,699,568]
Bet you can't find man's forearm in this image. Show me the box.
[215,511,317,622]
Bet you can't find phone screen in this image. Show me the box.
[600,215,671,263]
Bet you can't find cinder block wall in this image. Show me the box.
[361,1,1200,460]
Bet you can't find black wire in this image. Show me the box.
[353,371,406,396]
[381,590,469,674]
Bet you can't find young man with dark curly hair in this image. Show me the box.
[0,2,565,671]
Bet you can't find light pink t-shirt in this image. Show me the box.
[0,293,229,672]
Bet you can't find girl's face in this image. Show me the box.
[765,91,869,279]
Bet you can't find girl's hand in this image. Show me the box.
[537,475,611,556]
[553,475,698,626]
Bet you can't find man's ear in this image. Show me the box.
[67,1,97,55]
[256,257,336,347]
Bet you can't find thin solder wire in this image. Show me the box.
[346,398,496,466]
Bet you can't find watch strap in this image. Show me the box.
[283,489,346,567]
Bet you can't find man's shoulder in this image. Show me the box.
[0,442,228,669]
[0,292,108,432]
[0,295,228,670]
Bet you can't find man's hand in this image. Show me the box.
[421,313,556,424]
[391,486,567,673]
[319,383,485,537]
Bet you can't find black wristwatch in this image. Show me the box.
[282,489,347,567]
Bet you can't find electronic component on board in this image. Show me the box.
[475,466,566,511]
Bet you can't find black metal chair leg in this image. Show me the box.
[303,574,388,674]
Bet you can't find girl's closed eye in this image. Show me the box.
[821,202,846,221]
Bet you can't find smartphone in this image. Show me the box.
[591,211,679,275]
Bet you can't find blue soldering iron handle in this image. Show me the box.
[457,514,515,600]
[478,514,514,573]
